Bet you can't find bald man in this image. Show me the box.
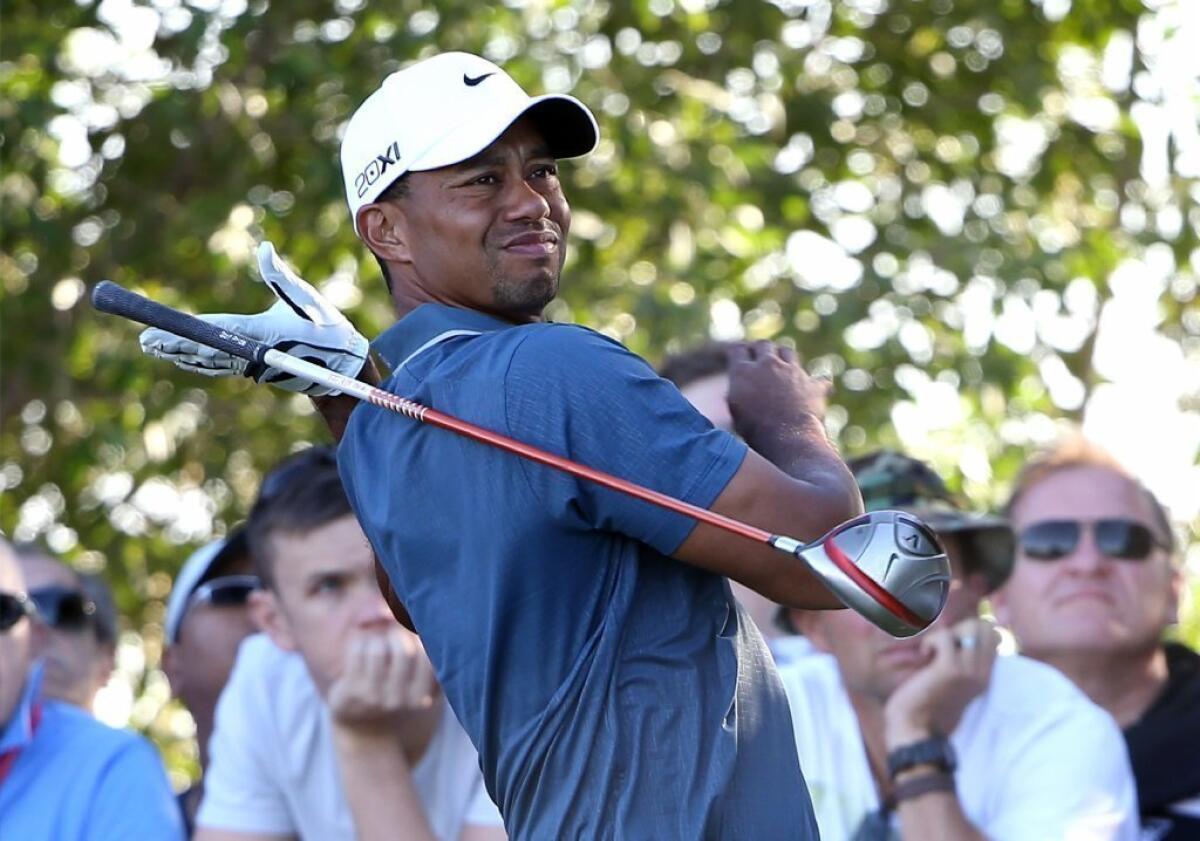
[16,546,115,711]
[0,539,183,839]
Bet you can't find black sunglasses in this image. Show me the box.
[187,575,259,611]
[28,586,96,633]
[0,591,37,632]
[1019,518,1169,562]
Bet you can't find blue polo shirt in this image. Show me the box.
[0,664,184,840]
[339,303,817,840]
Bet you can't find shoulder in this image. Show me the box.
[987,654,1099,714]
[42,702,165,772]
[975,654,1123,743]
[508,323,652,379]
[222,634,317,717]
[776,652,854,727]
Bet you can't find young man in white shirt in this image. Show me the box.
[779,451,1139,841]
[196,446,504,841]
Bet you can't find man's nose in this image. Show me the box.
[502,175,551,223]
[1061,526,1110,575]
[355,586,398,629]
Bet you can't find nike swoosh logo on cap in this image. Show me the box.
[463,72,495,87]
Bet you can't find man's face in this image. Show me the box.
[18,554,110,709]
[164,555,257,747]
[803,534,986,701]
[0,545,33,727]
[993,466,1179,660]
[252,515,397,696]
[393,117,571,322]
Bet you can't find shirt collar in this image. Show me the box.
[0,661,43,755]
[372,303,516,369]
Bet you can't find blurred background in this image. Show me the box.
[2,0,1197,789]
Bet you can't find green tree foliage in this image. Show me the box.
[2,0,1197,778]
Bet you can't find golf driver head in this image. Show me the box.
[797,510,951,638]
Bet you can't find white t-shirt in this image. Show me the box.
[779,652,1139,841]
[198,634,503,840]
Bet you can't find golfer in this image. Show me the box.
[143,52,863,839]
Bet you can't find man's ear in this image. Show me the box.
[357,202,412,265]
[248,590,297,652]
[989,585,1011,626]
[789,609,834,654]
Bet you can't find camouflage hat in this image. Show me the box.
[847,450,1015,593]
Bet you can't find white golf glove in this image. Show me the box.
[140,242,369,396]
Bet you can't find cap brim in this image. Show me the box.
[912,511,1014,592]
[410,94,598,173]
[164,527,251,645]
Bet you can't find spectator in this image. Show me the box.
[779,451,1139,840]
[0,537,184,839]
[16,545,116,711]
[162,531,259,835]
[660,341,812,665]
[195,447,504,841]
[994,436,1200,840]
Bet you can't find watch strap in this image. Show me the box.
[891,771,956,805]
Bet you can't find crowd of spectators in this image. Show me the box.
[3,345,1195,838]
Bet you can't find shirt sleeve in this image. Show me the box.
[86,736,185,841]
[197,646,297,835]
[984,700,1140,841]
[504,325,748,556]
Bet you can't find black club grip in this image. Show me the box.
[91,281,268,365]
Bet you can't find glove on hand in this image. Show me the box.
[140,242,368,396]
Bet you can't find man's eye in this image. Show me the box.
[472,174,499,185]
[533,164,558,178]
[314,576,344,594]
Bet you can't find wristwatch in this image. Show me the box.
[886,735,957,779]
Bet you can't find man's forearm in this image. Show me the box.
[311,356,383,441]
[331,724,437,841]
[744,411,859,510]
[893,768,988,841]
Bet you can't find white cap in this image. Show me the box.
[164,531,246,645]
[340,51,599,235]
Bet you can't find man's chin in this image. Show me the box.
[494,273,559,320]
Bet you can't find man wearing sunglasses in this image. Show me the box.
[14,545,116,712]
[0,538,184,838]
[778,451,1138,840]
[162,531,260,836]
[995,437,1200,841]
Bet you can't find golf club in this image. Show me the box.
[91,280,950,638]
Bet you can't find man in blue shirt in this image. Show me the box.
[0,539,184,840]
[141,53,863,839]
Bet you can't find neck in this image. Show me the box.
[388,276,545,325]
[389,282,429,320]
[1035,645,1169,727]
[847,689,892,796]
[195,711,215,771]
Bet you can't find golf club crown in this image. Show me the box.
[799,510,951,638]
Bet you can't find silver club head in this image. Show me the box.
[794,510,951,638]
